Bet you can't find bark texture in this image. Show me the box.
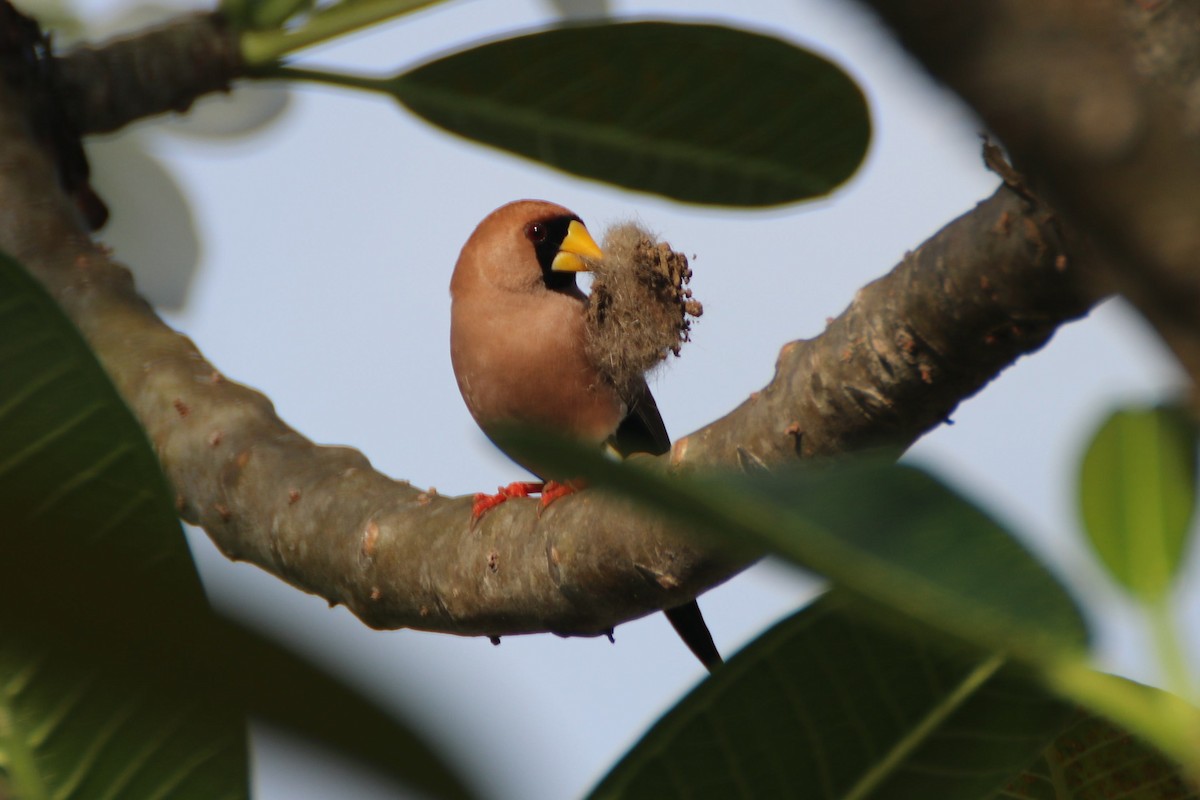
[55,12,241,134]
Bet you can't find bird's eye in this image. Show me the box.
[525,223,548,244]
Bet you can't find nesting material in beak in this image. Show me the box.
[584,222,703,401]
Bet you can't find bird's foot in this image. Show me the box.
[471,481,545,526]
[537,480,583,516]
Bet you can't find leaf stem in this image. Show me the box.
[252,64,395,95]
[240,0,449,65]
[1149,594,1195,700]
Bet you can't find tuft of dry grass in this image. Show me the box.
[584,222,703,400]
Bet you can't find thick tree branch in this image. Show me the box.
[0,55,1095,636]
[54,12,240,134]
[1,10,1105,639]
[674,186,1094,469]
[855,0,1200,383]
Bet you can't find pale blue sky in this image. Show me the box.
[58,0,1195,796]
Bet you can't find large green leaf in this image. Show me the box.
[499,431,1087,664]
[0,252,472,800]
[0,253,246,797]
[592,593,1071,799]
[390,22,870,206]
[997,711,1199,800]
[1078,404,1198,601]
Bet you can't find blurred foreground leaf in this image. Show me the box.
[1078,404,1198,601]
[0,252,472,800]
[391,22,870,206]
[592,594,1070,799]
[500,429,1086,665]
[999,711,1199,800]
[0,250,246,797]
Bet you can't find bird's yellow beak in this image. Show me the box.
[551,220,604,272]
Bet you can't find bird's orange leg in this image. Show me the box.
[537,480,585,515]
[471,481,544,524]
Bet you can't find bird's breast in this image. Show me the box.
[450,292,624,446]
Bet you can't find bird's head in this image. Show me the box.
[452,199,605,296]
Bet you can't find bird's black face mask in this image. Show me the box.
[525,215,581,293]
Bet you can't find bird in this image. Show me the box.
[449,199,722,673]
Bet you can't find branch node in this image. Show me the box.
[635,563,680,590]
[361,520,379,561]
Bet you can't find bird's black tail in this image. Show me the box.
[664,600,722,672]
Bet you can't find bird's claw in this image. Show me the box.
[536,480,581,516]
[469,480,585,526]
[471,481,544,527]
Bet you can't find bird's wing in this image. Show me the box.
[608,382,724,672]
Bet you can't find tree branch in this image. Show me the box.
[2,11,1099,639]
[53,12,240,134]
[673,184,1094,469]
[0,80,1094,638]
[854,0,1200,384]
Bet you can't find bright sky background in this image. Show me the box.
[54,0,1198,797]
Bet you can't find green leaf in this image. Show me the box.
[497,430,1087,664]
[997,711,1199,800]
[0,254,246,797]
[1078,404,1198,601]
[592,593,1071,800]
[0,252,473,800]
[390,22,871,206]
